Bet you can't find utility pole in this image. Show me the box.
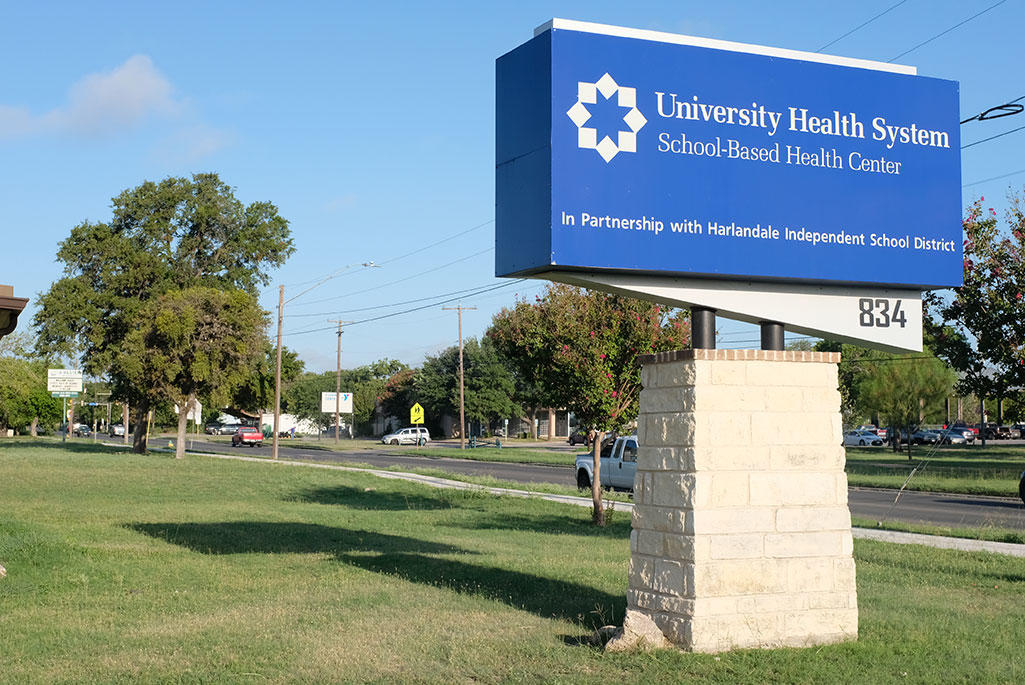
[273,285,284,460]
[329,320,353,444]
[271,261,378,460]
[443,305,476,449]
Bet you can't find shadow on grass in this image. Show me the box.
[288,485,458,511]
[130,520,623,626]
[0,437,129,455]
[129,521,468,556]
[339,552,625,627]
[443,511,633,538]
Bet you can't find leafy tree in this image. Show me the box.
[926,193,1025,438]
[415,338,517,436]
[489,284,688,524]
[0,331,62,435]
[856,352,955,459]
[285,359,408,436]
[118,287,267,458]
[379,368,418,428]
[225,339,304,419]
[34,173,293,452]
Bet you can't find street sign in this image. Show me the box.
[321,392,353,414]
[410,403,425,425]
[496,19,961,289]
[47,369,83,393]
[51,391,78,398]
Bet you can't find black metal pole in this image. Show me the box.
[691,307,716,349]
[759,321,784,351]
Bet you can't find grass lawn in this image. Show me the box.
[2,443,1025,683]
[845,445,1025,497]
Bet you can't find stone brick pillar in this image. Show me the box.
[609,349,857,653]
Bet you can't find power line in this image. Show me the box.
[289,246,494,308]
[283,279,523,337]
[817,0,910,52]
[963,166,1025,188]
[378,220,493,266]
[889,0,1009,62]
[284,281,513,319]
[960,95,1025,125]
[278,218,493,289]
[962,122,1025,150]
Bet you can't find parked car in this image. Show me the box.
[576,435,638,490]
[935,427,970,444]
[109,423,126,437]
[910,429,941,445]
[231,426,263,447]
[843,430,882,447]
[204,422,224,435]
[381,426,430,446]
[568,429,590,446]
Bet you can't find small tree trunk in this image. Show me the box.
[174,396,191,459]
[906,421,913,461]
[30,416,38,437]
[528,409,537,440]
[123,402,130,446]
[591,430,605,526]
[132,401,149,454]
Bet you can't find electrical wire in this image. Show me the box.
[961,95,1025,124]
[283,279,524,337]
[963,166,1025,188]
[284,281,515,318]
[889,0,1009,62]
[288,246,495,308]
[962,122,1025,150]
[816,0,910,52]
[377,220,494,266]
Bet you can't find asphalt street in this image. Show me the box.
[186,439,1025,531]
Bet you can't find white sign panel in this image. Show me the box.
[47,368,83,393]
[321,392,353,414]
[173,400,202,423]
[546,271,923,353]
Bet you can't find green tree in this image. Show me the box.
[856,353,955,459]
[285,359,408,436]
[927,193,1025,441]
[225,339,304,419]
[489,284,688,524]
[379,368,418,429]
[34,173,293,452]
[119,287,267,458]
[0,331,62,435]
[415,338,518,436]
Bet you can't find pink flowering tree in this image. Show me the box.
[926,193,1025,431]
[489,283,688,525]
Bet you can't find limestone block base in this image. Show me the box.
[618,349,858,653]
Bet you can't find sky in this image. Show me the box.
[2,0,1023,373]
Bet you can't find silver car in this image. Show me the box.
[381,427,430,445]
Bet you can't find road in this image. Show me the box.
[186,439,1025,531]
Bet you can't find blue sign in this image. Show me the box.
[496,21,962,289]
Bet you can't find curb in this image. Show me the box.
[186,448,1025,559]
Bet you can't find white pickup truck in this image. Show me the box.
[575,435,638,491]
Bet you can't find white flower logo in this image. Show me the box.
[566,73,647,163]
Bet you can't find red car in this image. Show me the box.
[231,426,263,447]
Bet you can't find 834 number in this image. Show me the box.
[858,298,906,328]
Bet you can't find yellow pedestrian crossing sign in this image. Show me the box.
[410,403,424,425]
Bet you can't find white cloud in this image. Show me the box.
[0,54,181,140]
[152,123,234,164]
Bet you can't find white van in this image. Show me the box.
[381,426,430,446]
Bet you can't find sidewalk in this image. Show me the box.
[186,448,1025,559]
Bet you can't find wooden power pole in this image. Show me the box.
[443,305,476,449]
[329,320,353,443]
[273,284,284,460]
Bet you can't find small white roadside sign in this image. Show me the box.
[47,369,83,393]
[321,392,353,414]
